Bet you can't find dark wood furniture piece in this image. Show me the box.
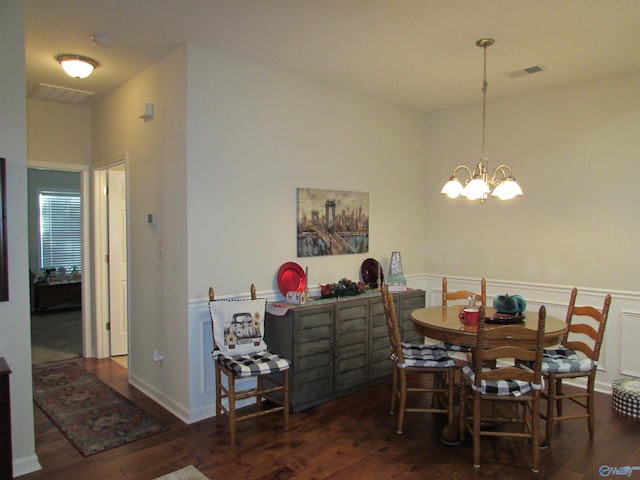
[0,159,7,302]
[264,289,425,412]
[0,358,12,480]
[33,281,81,312]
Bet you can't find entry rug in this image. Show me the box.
[154,465,210,480]
[32,362,168,456]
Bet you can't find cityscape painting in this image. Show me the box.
[297,188,369,257]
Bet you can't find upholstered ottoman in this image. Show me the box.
[612,378,640,419]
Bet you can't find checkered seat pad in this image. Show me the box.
[462,365,543,396]
[214,350,291,378]
[392,343,456,368]
[442,342,473,353]
[541,348,594,374]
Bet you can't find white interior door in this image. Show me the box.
[108,167,128,356]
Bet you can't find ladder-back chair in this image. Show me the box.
[381,284,457,439]
[441,277,487,354]
[208,285,290,444]
[541,287,611,446]
[459,305,546,472]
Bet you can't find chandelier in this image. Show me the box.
[441,38,523,202]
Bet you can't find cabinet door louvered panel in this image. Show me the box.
[397,291,426,344]
[293,307,334,406]
[369,296,391,381]
[334,300,369,391]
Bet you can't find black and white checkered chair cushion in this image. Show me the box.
[442,342,473,353]
[462,365,543,396]
[214,350,290,378]
[392,343,456,368]
[541,347,594,374]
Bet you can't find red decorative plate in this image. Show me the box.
[277,262,306,296]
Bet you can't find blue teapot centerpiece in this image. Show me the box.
[493,293,527,315]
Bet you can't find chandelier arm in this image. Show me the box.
[488,164,513,185]
[452,165,474,181]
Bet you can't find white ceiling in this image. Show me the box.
[24,0,640,113]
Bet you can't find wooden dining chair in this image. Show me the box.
[208,285,290,445]
[459,305,546,473]
[381,284,457,439]
[442,276,487,308]
[541,288,611,446]
[441,276,487,354]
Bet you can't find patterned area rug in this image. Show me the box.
[32,362,168,456]
[31,308,82,365]
[154,465,210,480]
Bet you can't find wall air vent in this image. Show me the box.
[30,83,94,104]
[507,65,546,79]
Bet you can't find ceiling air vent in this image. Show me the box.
[30,83,94,104]
[507,65,546,79]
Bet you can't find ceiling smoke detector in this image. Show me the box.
[90,33,112,47]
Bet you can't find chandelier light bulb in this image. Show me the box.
[440,177,464,198]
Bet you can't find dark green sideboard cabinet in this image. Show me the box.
[264,289,425,412]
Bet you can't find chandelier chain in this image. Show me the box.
[481,43,488,160]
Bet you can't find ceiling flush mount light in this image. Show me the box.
[441,38,523,202]
[57,54,98,79]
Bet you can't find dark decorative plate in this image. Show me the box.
[459,311,526,324]
[277,262,306,296]
[485,312,526,324]
[360,258,384,287]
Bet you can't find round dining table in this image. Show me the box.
[410,305,567,444]
[411,305,567,349]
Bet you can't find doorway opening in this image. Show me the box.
[27,162,91,365]
[94,158,130,368]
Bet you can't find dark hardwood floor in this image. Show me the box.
[21,358,640,480]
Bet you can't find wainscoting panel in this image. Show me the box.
[620,310,640,377]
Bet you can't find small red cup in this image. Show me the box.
[463,308,479,326]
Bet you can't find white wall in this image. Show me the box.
[422,72,640,292]
[0,0,40,475]
[184,44,439,420]
[27,99,91,165]
[186,44,430,300]
[92,45,191,417]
